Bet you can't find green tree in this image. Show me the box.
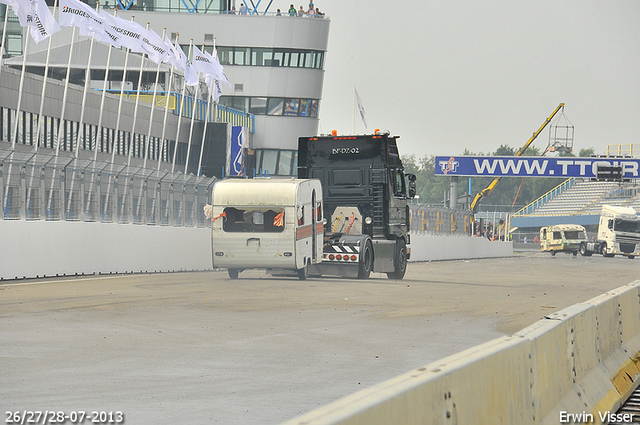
[578,147,595,157]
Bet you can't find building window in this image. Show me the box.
[254,149,297,176]
[221,96,319,118]
[249,97,267,115]
[267,98,284,116]
[234,47,250,65]
[284,99,299,116]
[205,46,324,69]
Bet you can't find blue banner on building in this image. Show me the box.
[435,156,640,179]
[228,126,249,177]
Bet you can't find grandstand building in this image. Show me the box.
[511,174,640,239]
[0,2,330,178]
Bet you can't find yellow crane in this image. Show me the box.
[470,103,566,214]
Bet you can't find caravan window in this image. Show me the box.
[564,230,586,240]
[222,207,285,233]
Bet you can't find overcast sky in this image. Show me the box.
[314,0,640,159]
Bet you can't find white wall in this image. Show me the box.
[409,234,513,262]
[0,221,512,280]
[0,221,212,280]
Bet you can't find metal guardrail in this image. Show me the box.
[607,144,640,157]
[513,178,575,216]
[111,91,255,133]
[1,150,215,227]
[410,206,473,236]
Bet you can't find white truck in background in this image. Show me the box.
[579,205,640,258]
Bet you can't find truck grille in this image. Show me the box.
[616,234,640,245]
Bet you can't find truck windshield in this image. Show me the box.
[615,219,640,233]
[223,207,285,233]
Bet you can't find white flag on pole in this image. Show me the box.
[11,0,61,44]
[355,86,367,129]
[0,0,28,24]
[59,0,117,45]
[163,38,198,86]
[203,48,231,89]
[204,74,222,103]
[99,10,145,53]
[191,45,216,76]
[139,26,168,64]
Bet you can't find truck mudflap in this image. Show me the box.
[372,239,395,273]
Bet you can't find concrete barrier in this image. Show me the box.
[282,281,640,425]
[0,220,212,280]
[0,220,511,279]
[409,235,513,262]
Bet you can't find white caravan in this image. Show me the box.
[208,178,324,279]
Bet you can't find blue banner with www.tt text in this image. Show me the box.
[435,156,640,179]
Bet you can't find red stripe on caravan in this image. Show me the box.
[296,225,313,240]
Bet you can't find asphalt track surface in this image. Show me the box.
[2,251,639,424]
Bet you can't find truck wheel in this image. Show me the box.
[572,251,577,256]
[228,269,239,279]
[297,263,308,280]
[600,243,614,257]
[387,239,407,280]
[357,241,373,279]
[551,251,556,256]
[579,243,592,256]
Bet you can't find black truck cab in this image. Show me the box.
[298,131,415,279]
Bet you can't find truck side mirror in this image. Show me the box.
[407,173,417,199]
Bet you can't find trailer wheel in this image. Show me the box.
[579,243,592,257]
[297,263,308,280]
[228,269,239,279]
[357,241,373,279]
[387,239,407,280]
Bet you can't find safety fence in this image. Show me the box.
[1,150,215,227]
[410,206,473,236]
[112,91,255,133]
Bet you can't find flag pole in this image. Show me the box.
[3,10,28,210]
[103,13,134,219]
[143,26,165,170]
[127,20,149,169]
[158,31,176,172]
[37,0,59,152]
[171,38,192,174]
[10,27,29,149]
[0,9,8,78]
[197,40,214,177]
[184,40,199,175]
[96,8,116,219]
[55,25,78,155]
[351,84,355,135]
[82,3,100,219]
